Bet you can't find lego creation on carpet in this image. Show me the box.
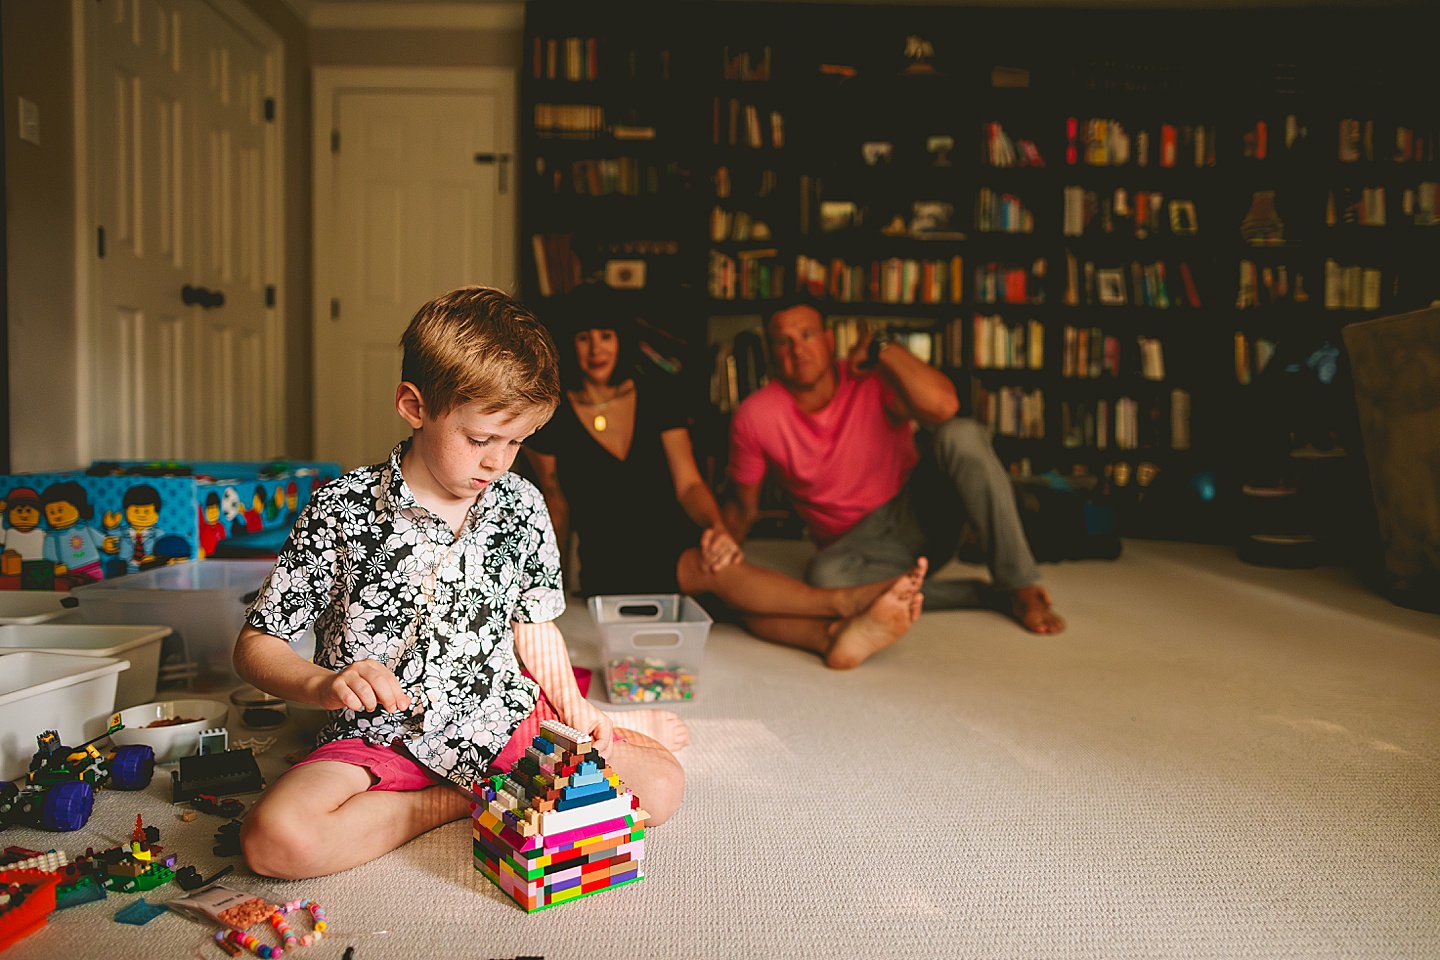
[473,719,648,912]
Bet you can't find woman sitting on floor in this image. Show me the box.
[523,287,925,669]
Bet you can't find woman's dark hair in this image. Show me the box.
[542,282,642,390]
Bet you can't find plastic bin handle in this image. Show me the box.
[628,630,682,650]
[60,596,79,608]
[616,602,662,619]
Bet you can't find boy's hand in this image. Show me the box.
[562,700,614,756]
[699,525,742,573]
[310,660,411,714]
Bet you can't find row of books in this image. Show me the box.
[1327,187,1388,227]
[1322,260,1384,311]
[709,207,773,243]
[973,315,1044,371]
[530,234,583,298]
[534,104,606,139]
[975,188,1035,234]
[1233,333,1277,386]
[974,385,1046,439]
[1068,118,1217,169]
[1236,261,1308,308]
[708,249,785,301]
[794,255,965,305]
[532,36,600,82]
[1060,395,1185,452]
[556,158,676,197]
[722,46,772,81]
[712,98,784,149]
[1064,254,1200,309]
[982,122,1044,167]
[1062,187,1195,239]
[974,259,1048,305]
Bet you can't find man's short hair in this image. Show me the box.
[763,292,826,337]
[400,286,561,418]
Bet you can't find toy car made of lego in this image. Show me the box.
[0,717,156,832]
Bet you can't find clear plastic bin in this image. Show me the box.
[0,623,171,709]
[0,651,129,781]
[587,594,710,703]
[70,560,276,693]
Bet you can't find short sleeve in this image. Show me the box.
[645,373,692,434]
[728,393,769,487]
[512,481,565,624]
[243,497,341,642]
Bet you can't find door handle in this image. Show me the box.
[474,152,511,194]
[182,285,226,309]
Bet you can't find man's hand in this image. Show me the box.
[699,524,743,573]
[309,660,411,714]
[848,326,878,375]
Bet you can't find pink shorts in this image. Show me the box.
[292,692,561,791]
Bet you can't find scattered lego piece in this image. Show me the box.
[213,820,244,857]
[181,809,198,823]
[113,897,168,925]
[198,728,229,756]
[171,749,265,803]
[191,794,246,818]
[53,874,106,910]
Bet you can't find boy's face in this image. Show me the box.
[398,383,550,509]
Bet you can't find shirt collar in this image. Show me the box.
[379,437,490,536]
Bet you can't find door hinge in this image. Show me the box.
[265,284,276,308]
[97,226,106,259]
[264,97,276,122]
[330,298,340,320]
[331,129,340,153]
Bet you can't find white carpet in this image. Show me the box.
[4,539,1438,959]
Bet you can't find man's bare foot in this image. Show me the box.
[1008,584,1065,634]
[825,558,927,670]
[605,710,690,752]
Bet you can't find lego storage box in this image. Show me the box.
[0,623,171,710]
[0,651,129,781]
[587,594,711,703]
[70,560,279,693]
[0,459,338,591]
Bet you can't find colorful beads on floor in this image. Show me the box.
[216,899,325,957]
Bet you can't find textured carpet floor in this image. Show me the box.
[4,539,1438,959]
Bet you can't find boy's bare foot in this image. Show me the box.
[605,710,690,752]
[1008,584,1065,634]
[825,558,927,670]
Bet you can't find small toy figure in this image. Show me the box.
[197,493,227,558]
[0,487,46,577]
[39,482,115,584]
[222,486,246,537]
[106,484,168,574]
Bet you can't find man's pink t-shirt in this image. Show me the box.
[729,361,918,547]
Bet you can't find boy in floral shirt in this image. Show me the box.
[235,286,686,880]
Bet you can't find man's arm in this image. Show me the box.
[852,329,960,429]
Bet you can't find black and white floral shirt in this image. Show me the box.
[244,440,565,788]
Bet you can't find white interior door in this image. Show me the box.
[313,69,516,471]
[84,0,282,462]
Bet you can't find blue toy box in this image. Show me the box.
[0,460,340,591]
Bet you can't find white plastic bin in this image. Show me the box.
[0,651,130,781]
[0,592,82,625]
[0,623,171,709]
[70,560,276,693]
[588,594,710,703]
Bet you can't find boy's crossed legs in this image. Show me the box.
[242,724,685,881]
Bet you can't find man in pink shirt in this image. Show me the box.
[725,297,1064,634]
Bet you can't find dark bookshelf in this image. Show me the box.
[520,1,1440,547]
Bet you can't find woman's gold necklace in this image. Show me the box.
[577,384,630,432]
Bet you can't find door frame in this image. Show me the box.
[310,65,518,456]
[71,0,287,463]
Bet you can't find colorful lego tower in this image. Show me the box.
[472,719,649,911]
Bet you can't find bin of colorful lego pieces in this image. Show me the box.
[588,594,709,704]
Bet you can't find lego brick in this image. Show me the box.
[538,719,591,755]
[536,793,634,835]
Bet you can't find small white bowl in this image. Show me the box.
[110,698,229,763]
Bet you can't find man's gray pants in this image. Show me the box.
[804,418,1040,609]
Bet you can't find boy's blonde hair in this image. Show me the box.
[399,286,560,418]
